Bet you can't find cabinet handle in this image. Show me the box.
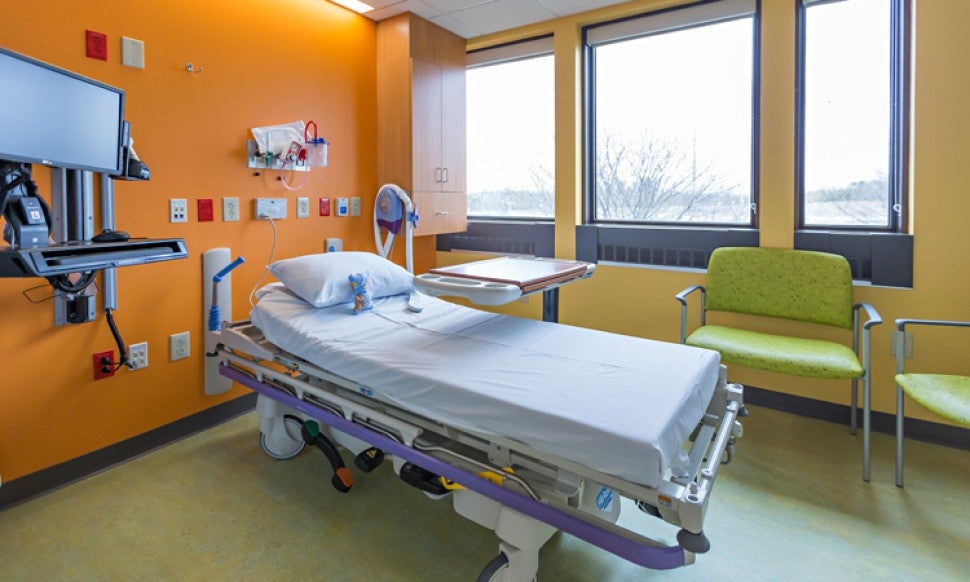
[434,167,442,183]
[442,167,449,183]
[435,211,450,215]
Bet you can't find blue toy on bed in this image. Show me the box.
[349,273,373,315]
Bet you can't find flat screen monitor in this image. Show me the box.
[0,47,125,174]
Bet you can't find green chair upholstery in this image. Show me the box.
[894,318,970,487]
[676,247,882,481]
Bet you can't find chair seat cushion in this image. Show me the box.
[687,325,863,379]
[896,373,970,426]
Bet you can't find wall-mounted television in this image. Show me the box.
[0,47,125,175]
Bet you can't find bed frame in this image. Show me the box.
[203,249,745,581]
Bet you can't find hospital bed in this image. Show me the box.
[205,250,744,581]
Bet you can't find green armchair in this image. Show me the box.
[894,318,970,487]
[676,247,882,481]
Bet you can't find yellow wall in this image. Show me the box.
[0,0,435,482]
[454,0,970,427]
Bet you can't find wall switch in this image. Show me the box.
[170,198,187,223]
[85,30,108,61]
[326,238,343,252]
[336,197,349,217]
[121,36,145,69]
[255,198,287,219]
[197,198,214,222]
[128,342,148,370]
[222,197,240,222]
[319,197,331,216]
[170,331,190,361]
[297,197,310,218]
[350,196,361,216]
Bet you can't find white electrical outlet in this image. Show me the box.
[128,342,148,370]
[223,197,240,222]
[170,198,187,223]
[350,196,361,216]
[326,238,343,252]
[337,197,349,217]
[255,198,287,219]
[171,331,190,361]
[297,197,310,218]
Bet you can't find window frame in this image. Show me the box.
[793,0,913,287]
[794,0,911,233]
[438,36,556,256]
[579,0,762,269]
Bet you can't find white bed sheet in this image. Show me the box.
[250,285,720,489]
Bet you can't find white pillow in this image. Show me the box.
[267,252,413,308]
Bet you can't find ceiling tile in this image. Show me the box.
[449,0,556,36]
[366,0,438,21]
[534,0,628,18]
[422,0,494,12]
[429,13,484,38]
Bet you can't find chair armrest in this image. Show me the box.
[896,318,970,331]
[854,302,883,330]
[675,285,706,344]
[894,318,970,375]
[675,284,705,306]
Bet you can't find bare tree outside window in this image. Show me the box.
[594,132,747,224]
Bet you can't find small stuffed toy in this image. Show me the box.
[348,272,372,315]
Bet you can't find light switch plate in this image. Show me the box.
[121,37,145,69]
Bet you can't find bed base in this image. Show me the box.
[213,322,744,580]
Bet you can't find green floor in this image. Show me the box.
[0,405,967,580]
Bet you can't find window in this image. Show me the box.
[798,0,908,231]
[586,0,757,227]
[465,38,555,219]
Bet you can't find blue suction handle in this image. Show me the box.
[213,256,245,283]
[208,305,222,332]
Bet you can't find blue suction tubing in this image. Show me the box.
[208,257,245,331]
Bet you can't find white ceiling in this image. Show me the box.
[361,0,630,39]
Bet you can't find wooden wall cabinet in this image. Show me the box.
[377,13,467,236]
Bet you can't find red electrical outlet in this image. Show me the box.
[319,197,331,216]
[85,30,108,61]
[93,350,115,380]
[198,199,214,222]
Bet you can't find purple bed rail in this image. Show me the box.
[220,363,688,571]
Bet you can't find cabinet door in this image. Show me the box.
[411,58,443,193]
[439,62,466,193]
[412,191,468,236]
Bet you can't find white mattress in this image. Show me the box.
[250,285,720,489]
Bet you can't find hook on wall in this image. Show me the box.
[185,63,204,73]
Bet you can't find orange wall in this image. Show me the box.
[0,0,432,482]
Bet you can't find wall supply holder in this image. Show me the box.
[247,140,309,172]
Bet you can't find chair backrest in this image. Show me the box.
[706,247,854,329]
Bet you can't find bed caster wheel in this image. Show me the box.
[259,414,306,460]
[476,552,509,582]
[676,529,711,554]
[354,447,385,473]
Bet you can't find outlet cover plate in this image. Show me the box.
[171,331,190,361]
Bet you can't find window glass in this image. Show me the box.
[590,10,755,225]
[466,52,554,218]
[802,0,894,228]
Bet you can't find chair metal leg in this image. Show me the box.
[850,378,859,435]
[863,374,871,482]
[896,386,905,487]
